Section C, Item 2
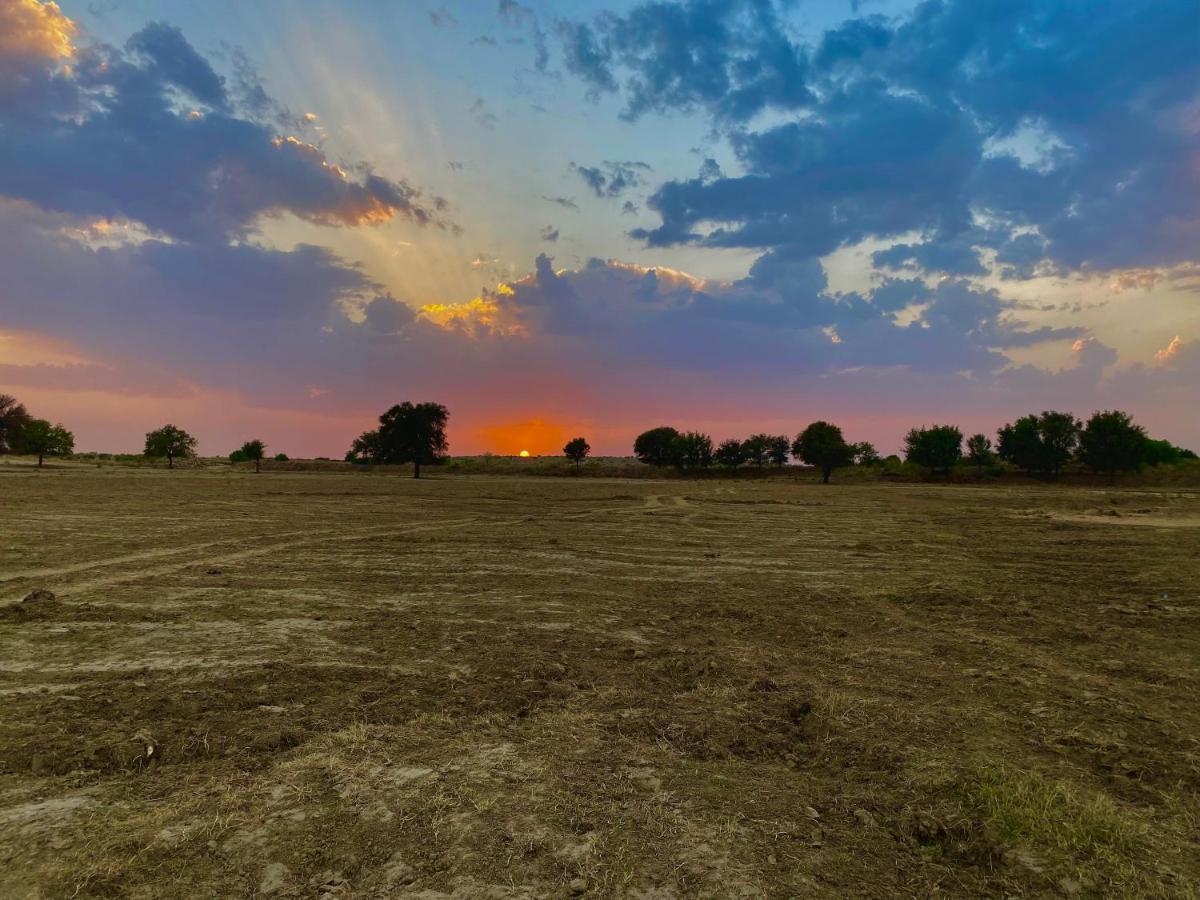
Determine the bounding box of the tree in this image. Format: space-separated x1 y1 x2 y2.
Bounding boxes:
674 431 713 468
144 424 197 469
274 453 290 462
1142 439 1197 466
1078 411 1147 477
791 421 853 483
714 439 745 469
0 394 31 455
904 425 963 474
633 427 681 467
345 402 449 478
743 434 770 467
767 435 790 467
965 433 993 476
239 439 267 473
998 411 1080 477
852 442 881 466
563 437 590 468
19 419 74 467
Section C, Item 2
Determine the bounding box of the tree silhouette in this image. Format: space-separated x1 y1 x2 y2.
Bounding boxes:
0 394 31 455
346 402 449 478
633 427 681 467
1079 411 1147 477
791 421 853 483
767 435 790 467
998 411 1080 477
743 434 770 466
563 437 590 468
239 439 267 473
674 431 713 468
905 425 963 475
965 433 993 476
144 424 197 469
19 419 74 467
852 441 881 466
715 438 746 469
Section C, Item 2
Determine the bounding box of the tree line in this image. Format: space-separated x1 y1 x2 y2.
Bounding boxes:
2 392 1194 481
624 411 1195 481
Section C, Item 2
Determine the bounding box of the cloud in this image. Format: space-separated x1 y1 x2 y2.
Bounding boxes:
562 0 1200 280
541 195 578 210
557 0 811 122
429 7 458 28
1155 335 1183 364
469 96 498 130
571 160 651 198
540 225 559 242
498 0 548 71
0 14 452 241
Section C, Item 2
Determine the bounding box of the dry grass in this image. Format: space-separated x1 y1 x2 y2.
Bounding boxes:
0 466 1197 898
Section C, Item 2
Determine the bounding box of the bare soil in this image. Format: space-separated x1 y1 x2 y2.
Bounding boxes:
0 467 1197 898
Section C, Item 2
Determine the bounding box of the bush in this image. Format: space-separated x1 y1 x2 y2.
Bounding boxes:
905 425 963 474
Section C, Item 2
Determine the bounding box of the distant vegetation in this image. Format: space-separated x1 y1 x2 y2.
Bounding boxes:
1 391 1196 482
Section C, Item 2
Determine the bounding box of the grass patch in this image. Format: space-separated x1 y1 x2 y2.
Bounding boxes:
957 762 1148 888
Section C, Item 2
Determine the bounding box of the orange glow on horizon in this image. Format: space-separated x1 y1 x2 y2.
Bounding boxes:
478 419 572 457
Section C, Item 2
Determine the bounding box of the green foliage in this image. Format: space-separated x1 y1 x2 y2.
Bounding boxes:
273 453 289 462
633 427 681 466
1141 438 1196 466
1078 411 1146 476
563 437 590 466
852 441 881 466
0 394 31 454
345 402 449 477
229 449 248 463
904 424 963 473
714 438 745 469
998 411 1080 477
966 433 993 474
791 421 853 483
235 439 267 471
673 431 713 468
144 424 197 467
18 419 74 466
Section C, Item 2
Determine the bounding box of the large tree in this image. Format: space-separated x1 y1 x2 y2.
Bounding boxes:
767 435 790 467
563 437 590 468
633 427 681 467
852 441 881 466
714 438 746 469
965 433 993 476
673 431 713 468
0 394 31 455
346 402 449 478
905 425 963 475
998 411 1080 477
19 419 74 467
791 421 853 483
1078 411 1147 477
239 439 267 473
144 424 198 469
742 434 770 467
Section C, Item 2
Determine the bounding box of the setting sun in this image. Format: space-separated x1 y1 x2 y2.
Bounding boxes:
519 450 530 457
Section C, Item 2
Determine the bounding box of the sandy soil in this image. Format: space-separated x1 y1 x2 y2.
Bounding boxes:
0 467 1197 898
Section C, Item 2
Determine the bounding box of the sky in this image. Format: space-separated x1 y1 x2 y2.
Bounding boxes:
0 0 1197 457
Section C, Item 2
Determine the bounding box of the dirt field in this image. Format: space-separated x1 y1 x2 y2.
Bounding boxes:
1 466 1197 898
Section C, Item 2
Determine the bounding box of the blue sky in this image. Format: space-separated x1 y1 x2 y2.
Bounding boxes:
1 0 1197 455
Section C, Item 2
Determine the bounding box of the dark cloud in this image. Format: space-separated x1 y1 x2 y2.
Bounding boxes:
541 195 579 210
498 0 548 71
540 225 560 242
571 160 651 198
562 0 1200 278
429 7 458 28
557 0 811 122
0 20 452 242
469 96 498 130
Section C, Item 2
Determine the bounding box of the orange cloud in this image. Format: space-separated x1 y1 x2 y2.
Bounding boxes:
0 0 76 66
1155 334 1183 363
419 296 525 337
0 329 92 366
